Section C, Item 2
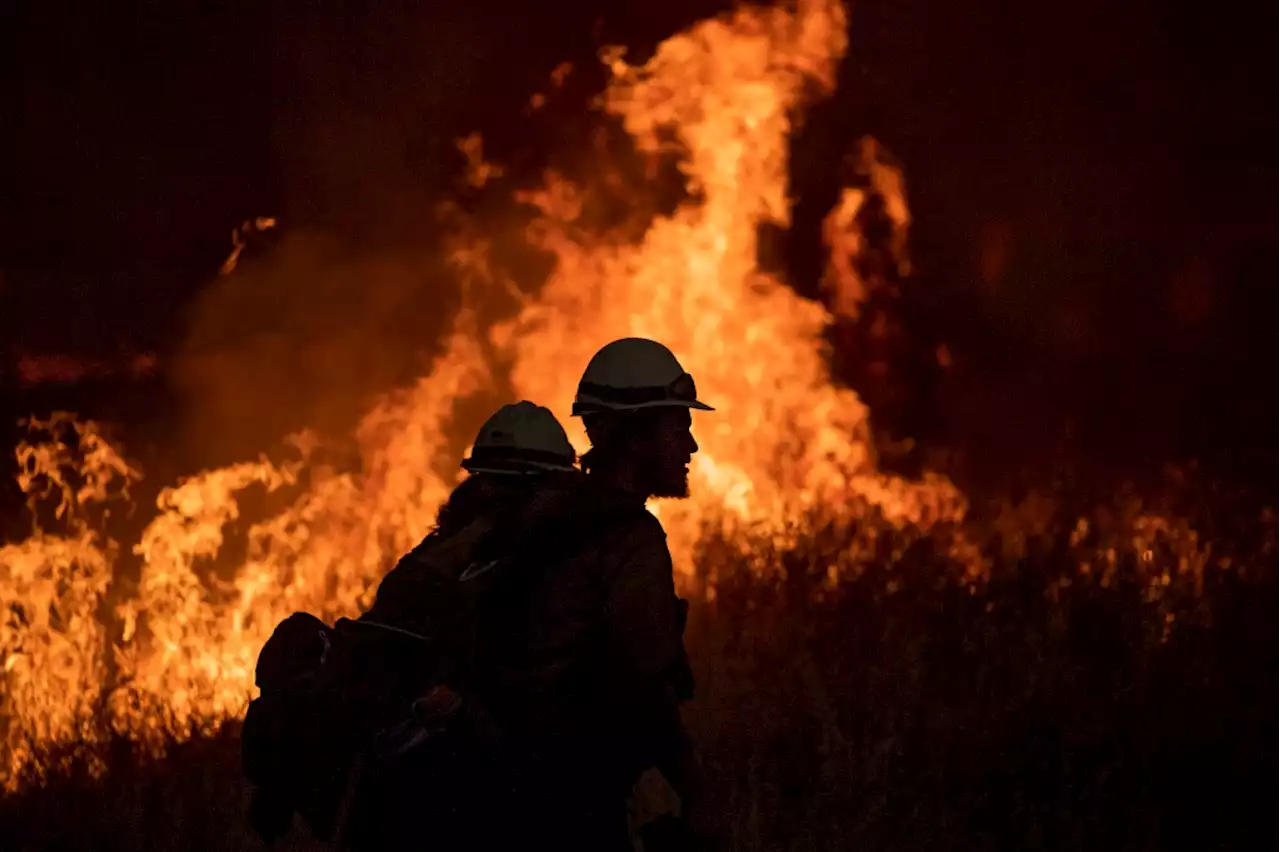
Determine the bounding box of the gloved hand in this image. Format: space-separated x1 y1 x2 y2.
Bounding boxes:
627 761 726 852
667 750 729 852
628 766 683 830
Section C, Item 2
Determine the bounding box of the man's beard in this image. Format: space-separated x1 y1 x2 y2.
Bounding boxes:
644 463 690 499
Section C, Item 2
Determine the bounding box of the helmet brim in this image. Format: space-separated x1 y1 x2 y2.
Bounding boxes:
571 370 713 417
571 398 715 417
460 458 579 475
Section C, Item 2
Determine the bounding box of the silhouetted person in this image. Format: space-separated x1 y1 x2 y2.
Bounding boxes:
344 401 583 852
361 400 583 638
474 338 715 851
245 401 581 850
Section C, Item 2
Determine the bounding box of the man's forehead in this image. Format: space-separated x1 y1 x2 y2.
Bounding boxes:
655 407 693 428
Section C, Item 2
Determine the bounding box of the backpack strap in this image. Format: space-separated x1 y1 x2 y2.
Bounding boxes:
331 749 367 851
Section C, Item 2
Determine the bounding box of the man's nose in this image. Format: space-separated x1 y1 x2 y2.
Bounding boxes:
684 430 698 455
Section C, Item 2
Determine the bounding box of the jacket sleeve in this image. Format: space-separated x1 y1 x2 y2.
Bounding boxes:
598 515 694 790
364 520 492 626
600 515 686 686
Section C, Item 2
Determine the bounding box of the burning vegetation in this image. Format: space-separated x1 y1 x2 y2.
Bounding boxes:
0 0 1273 848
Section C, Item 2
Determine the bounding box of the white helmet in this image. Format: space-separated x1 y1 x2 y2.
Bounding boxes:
571 338 714 417
460 401 578 475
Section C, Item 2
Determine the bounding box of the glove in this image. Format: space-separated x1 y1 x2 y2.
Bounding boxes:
626 760 728 852
664 750 728 852
628 766 684 830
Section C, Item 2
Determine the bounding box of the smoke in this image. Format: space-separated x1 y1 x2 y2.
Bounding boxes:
164 2 725 472
172 233 457 466
164 5 567 468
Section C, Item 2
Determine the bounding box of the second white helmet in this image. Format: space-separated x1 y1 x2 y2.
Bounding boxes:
461 401 578 475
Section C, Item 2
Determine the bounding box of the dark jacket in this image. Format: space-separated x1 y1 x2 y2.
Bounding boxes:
351 477 697 851
472 478 694 794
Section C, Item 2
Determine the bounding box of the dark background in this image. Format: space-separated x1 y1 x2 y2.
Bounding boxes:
2 0 1275 510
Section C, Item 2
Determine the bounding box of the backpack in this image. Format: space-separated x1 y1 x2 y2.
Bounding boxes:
242 612 347 843
241 525 494 846
244 616 479 844
241 493 657 846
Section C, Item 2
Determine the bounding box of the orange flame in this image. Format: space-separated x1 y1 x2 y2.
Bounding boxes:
1 416 137 785
219 216 277 275
823 137 912 317
16 352 159 388
0 0 1223 790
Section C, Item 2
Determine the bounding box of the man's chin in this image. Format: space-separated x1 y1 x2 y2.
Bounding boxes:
650 477 690 500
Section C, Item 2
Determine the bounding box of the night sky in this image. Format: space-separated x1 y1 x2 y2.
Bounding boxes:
1 0 1275 493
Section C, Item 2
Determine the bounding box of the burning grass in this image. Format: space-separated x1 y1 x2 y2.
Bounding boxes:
2 519 1273 851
